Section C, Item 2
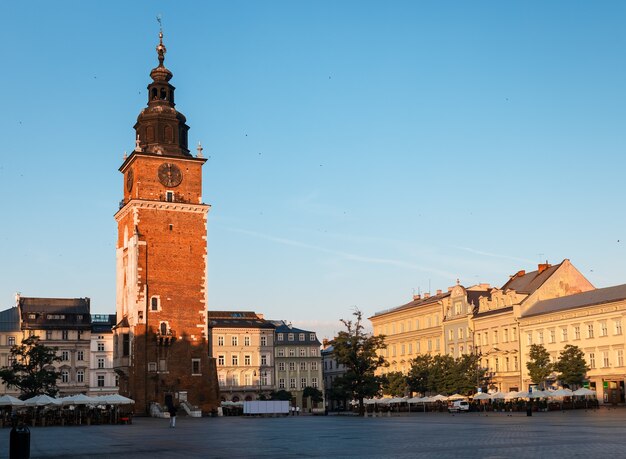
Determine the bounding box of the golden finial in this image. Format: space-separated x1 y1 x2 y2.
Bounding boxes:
156 15 166 66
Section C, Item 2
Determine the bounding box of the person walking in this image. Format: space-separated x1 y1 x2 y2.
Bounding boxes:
168 404 177 428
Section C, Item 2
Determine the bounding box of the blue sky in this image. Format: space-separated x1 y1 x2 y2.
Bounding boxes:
1 1 625 339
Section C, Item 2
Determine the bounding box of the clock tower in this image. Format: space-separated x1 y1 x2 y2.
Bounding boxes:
113 31 219 414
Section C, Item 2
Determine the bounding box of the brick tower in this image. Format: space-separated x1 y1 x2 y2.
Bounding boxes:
113 31 219 414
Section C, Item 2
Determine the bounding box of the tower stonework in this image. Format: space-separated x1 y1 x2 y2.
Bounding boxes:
113 32 219 414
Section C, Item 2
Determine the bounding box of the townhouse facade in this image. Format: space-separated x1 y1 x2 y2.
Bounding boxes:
0 306 20 396
369 259 626 404
89 314 118 396
321 341 348 411
273 322 323 410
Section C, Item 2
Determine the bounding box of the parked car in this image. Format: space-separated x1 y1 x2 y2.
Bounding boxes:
448 400 469 413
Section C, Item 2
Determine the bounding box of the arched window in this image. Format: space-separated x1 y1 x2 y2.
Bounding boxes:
160 322 168 335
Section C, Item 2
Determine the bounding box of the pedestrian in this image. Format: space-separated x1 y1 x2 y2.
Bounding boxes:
168 404 177 428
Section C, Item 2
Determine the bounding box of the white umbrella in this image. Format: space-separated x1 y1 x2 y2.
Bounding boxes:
431 394 447 402
98 394 135 405
473 393 490 400
489 392 506 400
573 388 596 396
61 394 99 406
514 391 530 398
528 390 547 399
24 394 61 407
0 395 24 406
550 388 574 398
447 393 466 401
504 391 520 400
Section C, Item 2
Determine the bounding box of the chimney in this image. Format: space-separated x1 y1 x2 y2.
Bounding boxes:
256 313 264 319
537 262 551 274
423 292 430 299
322 338 329 347
413 294 421 301
516 270 526 277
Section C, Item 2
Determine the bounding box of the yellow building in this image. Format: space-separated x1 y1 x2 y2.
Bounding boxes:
473 259 593 392
369 291 448 374
519 284 626 403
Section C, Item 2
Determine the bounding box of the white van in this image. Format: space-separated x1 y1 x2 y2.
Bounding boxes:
448 400 469 413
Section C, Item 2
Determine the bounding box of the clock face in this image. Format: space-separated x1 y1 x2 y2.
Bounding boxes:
126 168 134 192
158 163 183 187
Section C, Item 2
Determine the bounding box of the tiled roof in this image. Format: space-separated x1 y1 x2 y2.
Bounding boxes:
208 311 274 329
370 291 450 318
523 284 626 318
500 263 561 294
273 322 321 346
19 297 90 314
0 307 20 332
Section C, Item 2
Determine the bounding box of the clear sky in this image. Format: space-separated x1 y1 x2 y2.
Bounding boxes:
1 1 625 340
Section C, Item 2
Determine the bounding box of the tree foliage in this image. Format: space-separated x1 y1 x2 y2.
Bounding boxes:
0 335 60 399
331 309 387 415
269 390 293 401
407 353 483 395
302 386 323 403
554 344 589 389
526 344 553 389
382 371 407 397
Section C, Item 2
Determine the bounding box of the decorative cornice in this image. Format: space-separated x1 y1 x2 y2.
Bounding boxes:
115 199 210 221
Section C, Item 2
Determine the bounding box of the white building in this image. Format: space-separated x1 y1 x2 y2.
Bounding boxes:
89 314 118 396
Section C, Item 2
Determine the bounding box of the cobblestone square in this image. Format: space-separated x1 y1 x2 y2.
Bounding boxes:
3 408 626 458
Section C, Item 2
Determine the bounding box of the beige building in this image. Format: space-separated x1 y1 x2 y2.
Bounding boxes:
208 311 275 402
0 306 20 396
89 314 118 397
519 284 626 403
370 291 448 374
443 283 490 358
473 260 594 392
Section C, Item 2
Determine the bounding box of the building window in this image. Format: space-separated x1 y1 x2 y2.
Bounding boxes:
8 336 15 346
244 373 252 386
289 348 295 357
232 374 239 386
574 326 581 340
448 329 454 341
97 342 105 352
289 362 295 371
232 355 238 366
527 333 532 346
61 370 69 383
218 374 226 386
278 362 285 371
244 336 251 346
561 328 568 342
288 334 294 341
61 351 69 361
261 336 268 346
277 349 285 357
588 324 594 338
277 333 284 341
300 378 307 389
299 333 305 341
279 378 285 389
62 330 69 340
261 354 268 366
550 330 556 343
311 348 318 356
309 333 315 341
244 355 251 366
77 331 83 340
617 350 624 367
217 355 225 366
300 362 306 371
492 330 497 344
603 352 610 368
299 349 306 357
503 329 509 343
514 356 518 371
77 351 84 361
589 352 596 369
46 330 53 340
159 359 167 372
76 370 84 383
482 333 488 346
615 320 623 335
311 361 318 371
122 334 129 356
217 336 224 346
600 322 608 337
98 358 105 369
289 378 296 389
427 340 432 351
166 191 174 202
505 357 510 372
192 359 201 375
148 362 157 372
231 336 238 346
151 296 159 311
96 375 104 387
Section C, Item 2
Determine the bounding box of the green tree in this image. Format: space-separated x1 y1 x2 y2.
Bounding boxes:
554 344 589 389
407 354 433 395
302 386 323 409
382 371 407 397
269 390 293 401
0 335 60 399
526 344 553 389
331 309 387 416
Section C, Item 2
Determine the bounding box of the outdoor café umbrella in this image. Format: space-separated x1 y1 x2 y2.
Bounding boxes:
431 395 448 402
62 394 99 406
24 394 61 407
573 388 596 396
550 388 574 398
98 394 135 405
0 395 24 407
473 393 490 400
528 390 548 399
447 394 466 401
489 392 506 400
504 391 520 400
